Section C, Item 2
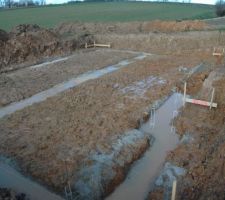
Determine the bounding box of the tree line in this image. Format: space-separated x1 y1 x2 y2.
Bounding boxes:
216 0 225 16
0 0 194 8
0 0 46 8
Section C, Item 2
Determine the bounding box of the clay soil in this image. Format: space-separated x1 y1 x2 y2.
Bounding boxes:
0 52 211 194
0 19 212 73
0 24 94 72
148 66 225 200
0 20 224 199
55 20 208 35
0 49 133 107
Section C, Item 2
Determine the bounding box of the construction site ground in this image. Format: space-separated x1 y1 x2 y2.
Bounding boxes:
0 19 225 199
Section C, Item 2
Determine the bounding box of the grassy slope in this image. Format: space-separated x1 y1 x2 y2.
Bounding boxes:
0 2 215 31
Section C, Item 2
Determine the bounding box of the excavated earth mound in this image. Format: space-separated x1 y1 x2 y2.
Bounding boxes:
55 20 208 35
0 20 209 73
142 20 208 33
0 24 93 73
0 29 9 42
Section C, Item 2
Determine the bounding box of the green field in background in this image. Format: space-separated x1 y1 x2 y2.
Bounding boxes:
0 2 216 31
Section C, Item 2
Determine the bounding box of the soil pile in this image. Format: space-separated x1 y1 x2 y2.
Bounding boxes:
0 21 208 72
55 21 142 35
96 31 225 56
142 20 208 33
0 30 9 42
10 24 41 36
55 20 208 36
0 24 93 73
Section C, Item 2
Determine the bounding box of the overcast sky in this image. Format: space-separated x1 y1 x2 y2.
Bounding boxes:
192 0 215 4
47 0 216 6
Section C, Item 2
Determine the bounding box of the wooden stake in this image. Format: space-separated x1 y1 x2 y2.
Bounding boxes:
183 82 187 107
185 98 217 108
183 83 217 108
212 47 225 56
210 88 215 109
171 180 177 200
94 44 111 48
85 41 111 49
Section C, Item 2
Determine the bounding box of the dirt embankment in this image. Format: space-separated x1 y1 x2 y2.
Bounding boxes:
148 65 225 200
56 20 212 56
0 20 212 73
55 20 208 35
0 24 93 73
96 31 225 56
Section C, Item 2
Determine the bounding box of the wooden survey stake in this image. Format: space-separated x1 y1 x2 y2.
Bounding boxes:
183 82 217 109
171 180 177 200
85 41 111 49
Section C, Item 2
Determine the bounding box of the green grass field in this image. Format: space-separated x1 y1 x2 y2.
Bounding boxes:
0 2 216 31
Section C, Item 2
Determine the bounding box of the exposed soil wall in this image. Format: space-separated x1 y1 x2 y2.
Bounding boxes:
0 24 93 73
148 66 225 200
55 20 208 35
0 20 210 73
96 31 225 55
74 129 152 200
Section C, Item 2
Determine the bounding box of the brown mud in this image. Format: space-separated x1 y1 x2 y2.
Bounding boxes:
148 65 225 200
0 24 93 72
0 49 133 107
0 53 209 197
0 19 224 199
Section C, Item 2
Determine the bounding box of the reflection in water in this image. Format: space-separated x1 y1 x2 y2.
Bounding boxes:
106 93 183 200
0 162 64 200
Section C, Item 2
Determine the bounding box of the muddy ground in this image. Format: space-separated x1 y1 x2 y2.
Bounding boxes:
0 49 134 107
148 65 225 200
0 52 212 196
0 19 225 199
0 188 28 200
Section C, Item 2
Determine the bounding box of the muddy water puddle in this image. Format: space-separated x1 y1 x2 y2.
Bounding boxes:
0 53 149 119
0 161 64 200
106 93 183 200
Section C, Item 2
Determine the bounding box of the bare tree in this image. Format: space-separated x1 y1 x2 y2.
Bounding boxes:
40 0 46 5
216 0 225 17
4 0 13 8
